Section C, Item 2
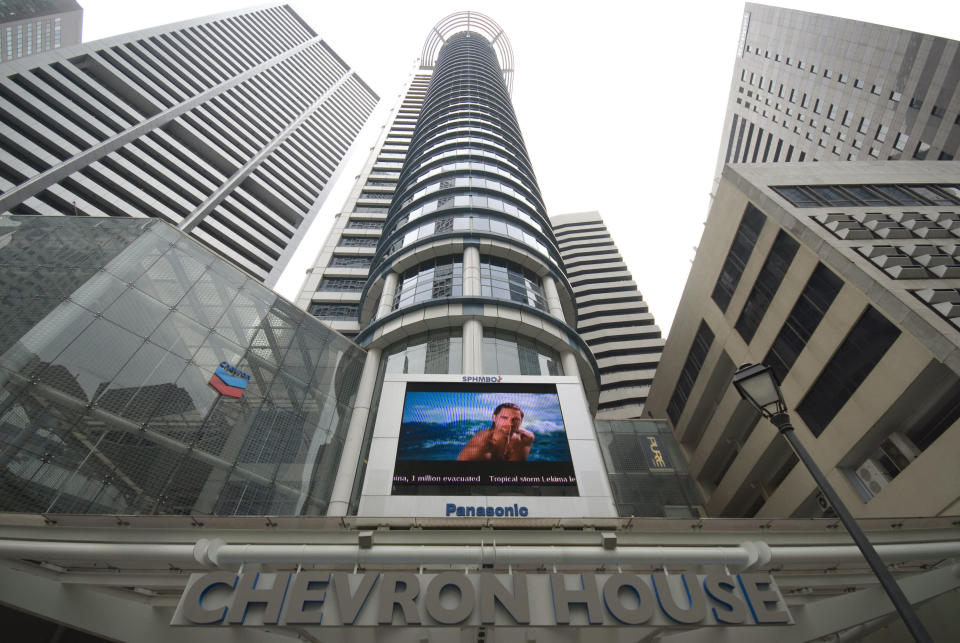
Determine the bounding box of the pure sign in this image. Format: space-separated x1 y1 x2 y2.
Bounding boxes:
171 570 792 627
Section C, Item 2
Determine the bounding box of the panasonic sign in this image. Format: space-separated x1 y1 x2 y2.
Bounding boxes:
172 570 792 627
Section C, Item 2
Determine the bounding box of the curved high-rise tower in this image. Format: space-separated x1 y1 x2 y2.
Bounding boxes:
312 12 606 517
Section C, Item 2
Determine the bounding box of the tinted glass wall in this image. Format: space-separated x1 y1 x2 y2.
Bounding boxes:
0 216 365 516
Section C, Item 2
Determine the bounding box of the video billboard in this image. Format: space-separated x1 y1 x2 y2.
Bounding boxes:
392 382 578 496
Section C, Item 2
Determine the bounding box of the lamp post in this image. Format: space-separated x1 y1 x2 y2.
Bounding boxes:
731 363 932 643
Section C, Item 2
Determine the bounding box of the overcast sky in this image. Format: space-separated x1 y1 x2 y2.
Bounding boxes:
79 1 960 333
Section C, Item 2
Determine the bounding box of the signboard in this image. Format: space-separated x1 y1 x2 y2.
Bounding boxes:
391 382 577 496
172 570 792 627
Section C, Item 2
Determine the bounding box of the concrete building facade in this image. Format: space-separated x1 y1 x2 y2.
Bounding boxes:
551 212 664 418
645 161 960 520
0 4 378 286
718 3 960 192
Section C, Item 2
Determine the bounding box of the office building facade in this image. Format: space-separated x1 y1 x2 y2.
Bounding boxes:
718 3 960 192
0 4 377 286
0 0 81 64
645 161 960 520
551 211 664 418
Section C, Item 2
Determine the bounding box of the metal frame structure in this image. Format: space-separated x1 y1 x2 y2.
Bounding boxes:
421 11 515 95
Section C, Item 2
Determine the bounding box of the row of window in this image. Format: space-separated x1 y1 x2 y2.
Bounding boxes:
308 302 359 320
392 190 542 232
380 327 563 377
773 184 960 208
392 255 548 313
398 174 540 214
380 214 552 265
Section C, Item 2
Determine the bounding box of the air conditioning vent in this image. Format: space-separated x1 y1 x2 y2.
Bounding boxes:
856 458 891 496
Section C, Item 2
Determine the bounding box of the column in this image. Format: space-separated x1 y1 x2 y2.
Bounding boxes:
542 274 565 322
326 346 382 516
376 271 399 320
462 246 483 372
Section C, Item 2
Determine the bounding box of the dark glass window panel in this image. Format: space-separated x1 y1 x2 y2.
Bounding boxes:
764 264 843 382
735 231 800 343
839 185 892 206
797 307 900 436
307 303 359 320
317 278 366 292
666 321 714 424
872 185 924 205
711 204 766 311
807 186 857 206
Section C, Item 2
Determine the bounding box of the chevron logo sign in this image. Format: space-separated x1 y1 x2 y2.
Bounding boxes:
209 361 251 398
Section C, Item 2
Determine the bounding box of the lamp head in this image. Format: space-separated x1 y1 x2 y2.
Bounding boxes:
732 363 786 419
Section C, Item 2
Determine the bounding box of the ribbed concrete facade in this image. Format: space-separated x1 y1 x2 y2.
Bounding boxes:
0 4 377 285
718 4 960 190
646 162 960 519
551 211 664 418
295 71 430 335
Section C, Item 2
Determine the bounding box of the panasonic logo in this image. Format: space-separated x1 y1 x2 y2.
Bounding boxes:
446 503 528 517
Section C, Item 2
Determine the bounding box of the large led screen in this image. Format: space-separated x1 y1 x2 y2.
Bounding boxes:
392 382 578 496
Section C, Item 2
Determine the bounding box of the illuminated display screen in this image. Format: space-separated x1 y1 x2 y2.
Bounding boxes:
392 382 578 496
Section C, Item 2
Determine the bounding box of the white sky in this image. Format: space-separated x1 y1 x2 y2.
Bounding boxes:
78 1 960 333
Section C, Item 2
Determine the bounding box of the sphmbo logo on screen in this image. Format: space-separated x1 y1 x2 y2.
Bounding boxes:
209 361 251 398
392 381 578 497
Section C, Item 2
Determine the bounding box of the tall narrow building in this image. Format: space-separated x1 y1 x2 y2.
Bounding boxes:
717 3 960 189
0 4 378 285
551 211 664 418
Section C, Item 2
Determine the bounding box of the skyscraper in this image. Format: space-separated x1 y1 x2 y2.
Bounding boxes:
0 8 958 643
717 2 960 192
0 3 378 285
551 211 664 418
646 4 960 520
0 0 82 63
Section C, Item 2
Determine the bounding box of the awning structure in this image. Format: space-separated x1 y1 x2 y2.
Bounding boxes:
0 514 957 641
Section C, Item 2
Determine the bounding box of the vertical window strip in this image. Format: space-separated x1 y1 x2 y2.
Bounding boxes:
734 230 800 343
711 204 766 312
796 306 900 436
763 263 843 382
666 321 715 424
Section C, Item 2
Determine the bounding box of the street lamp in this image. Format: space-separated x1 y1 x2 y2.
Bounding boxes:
731 363 932 643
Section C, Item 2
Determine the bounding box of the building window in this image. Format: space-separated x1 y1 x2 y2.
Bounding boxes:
838 73 847 84
764 264 843 383
329 255 372 267
347 218 385 230
796 306 900 437
827 104 837 120
854 78 864 89
841 110 852 127
931 105 946 118
317 278 366 292
711 204 766 312
308 302 359 321
666 321 715 424
875 124 888 142
857 117 870 134
734 231 800 344
383 328 463 374
479 256 547 311
339 236 379 248
871 84 881 96
913 141 931 160
54 17 61 48
909 97 923 109
890 91 902 102
481 328 563 376
393 255 463 310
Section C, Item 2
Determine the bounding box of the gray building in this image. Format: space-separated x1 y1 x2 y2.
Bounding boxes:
0 0 81 63
551 211 664 418
718 3 960 192
645 162 960 520
0 4 377 286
